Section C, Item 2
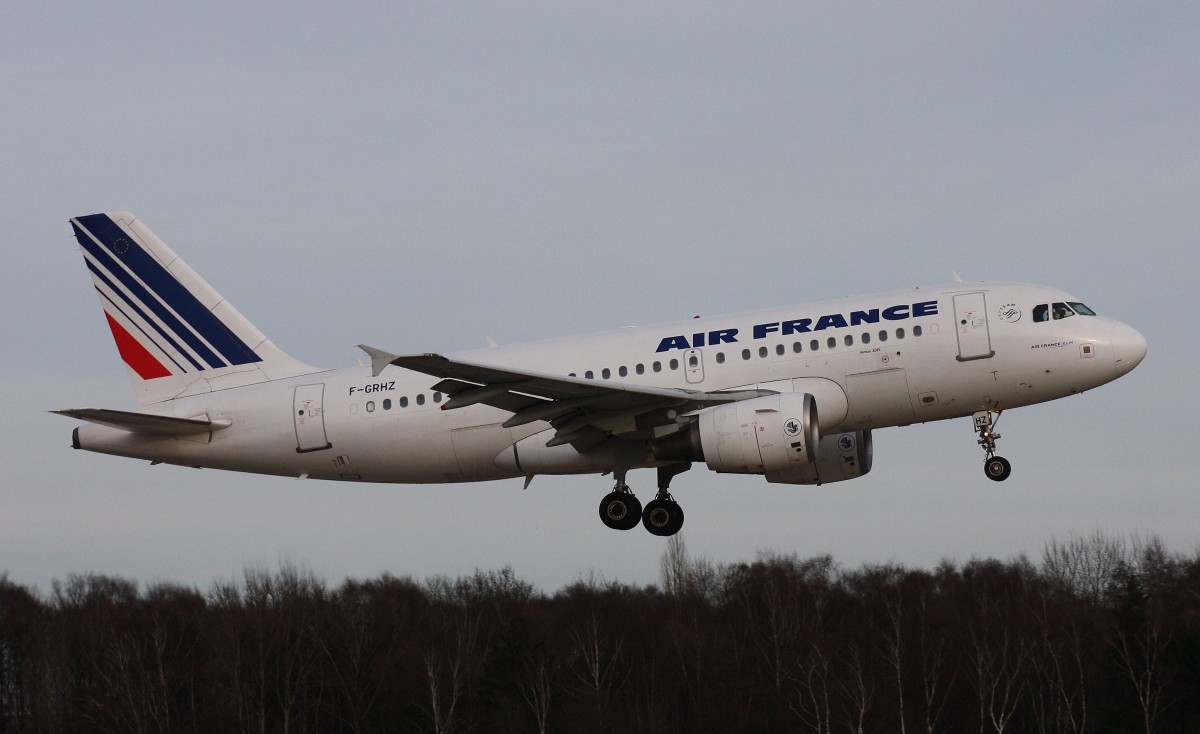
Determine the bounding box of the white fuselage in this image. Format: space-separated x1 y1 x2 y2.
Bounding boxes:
73 282 1143 484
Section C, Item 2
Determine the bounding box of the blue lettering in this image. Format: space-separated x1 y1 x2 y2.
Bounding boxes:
782 318 812 335
692 332 706 348
850 309 879 325
656 335 691 353
882 304 909 320
709 328 738 345
753 322 779 339
814 313 848 331
913 300 938 317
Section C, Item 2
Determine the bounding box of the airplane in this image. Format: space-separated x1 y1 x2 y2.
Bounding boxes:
56 212 1147 536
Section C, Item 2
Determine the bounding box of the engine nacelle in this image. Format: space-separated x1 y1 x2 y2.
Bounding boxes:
765 430 873 485
655 393 819 475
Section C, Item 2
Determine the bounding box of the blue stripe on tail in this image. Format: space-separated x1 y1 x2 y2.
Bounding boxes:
73 214 262 368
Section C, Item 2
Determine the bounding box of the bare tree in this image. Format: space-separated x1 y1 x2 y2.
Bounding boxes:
1110 564 1172 734
568 608 627 733
518 651 558 734
423 610 482 734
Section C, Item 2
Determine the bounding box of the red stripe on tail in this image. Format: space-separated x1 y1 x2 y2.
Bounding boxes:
104 312 172 379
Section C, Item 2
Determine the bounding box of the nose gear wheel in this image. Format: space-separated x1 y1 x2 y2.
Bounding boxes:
973 410 1012 482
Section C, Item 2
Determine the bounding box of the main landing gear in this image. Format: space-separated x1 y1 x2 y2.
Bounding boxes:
597 463 690 536
973 410 1012 482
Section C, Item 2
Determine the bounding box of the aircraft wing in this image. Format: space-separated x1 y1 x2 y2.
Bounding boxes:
53 408 231 436
358 345 772 449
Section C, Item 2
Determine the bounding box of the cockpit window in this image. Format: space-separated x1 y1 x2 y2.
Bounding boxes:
1068 302 1096 316
1033 304 1049 322
1052 302 1075 320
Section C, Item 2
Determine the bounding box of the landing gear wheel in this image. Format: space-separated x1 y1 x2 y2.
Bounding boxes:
642 498 685 536
984 456 1012 482
972 410 1012 483
599 492 642 530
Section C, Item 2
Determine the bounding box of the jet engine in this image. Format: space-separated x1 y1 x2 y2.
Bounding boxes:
654 393 819 474
765 430 873 485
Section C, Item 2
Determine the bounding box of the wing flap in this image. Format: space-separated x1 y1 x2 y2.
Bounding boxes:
53 408 231 436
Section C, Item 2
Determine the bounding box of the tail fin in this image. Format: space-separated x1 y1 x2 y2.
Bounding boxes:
70 212 322 404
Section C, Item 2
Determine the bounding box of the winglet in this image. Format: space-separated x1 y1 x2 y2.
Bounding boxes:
357 344 401 377
951 271 964 283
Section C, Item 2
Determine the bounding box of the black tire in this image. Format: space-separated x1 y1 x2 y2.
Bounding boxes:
642 499 684 536
984 456 1012 482
599 492 642 530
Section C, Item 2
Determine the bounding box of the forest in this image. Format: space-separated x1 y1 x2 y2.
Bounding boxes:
1 532 1198 733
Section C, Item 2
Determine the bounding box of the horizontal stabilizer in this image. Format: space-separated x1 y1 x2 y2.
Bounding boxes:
52 408 231 436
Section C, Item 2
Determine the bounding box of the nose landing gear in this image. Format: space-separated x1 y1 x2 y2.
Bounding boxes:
973 410 1012 481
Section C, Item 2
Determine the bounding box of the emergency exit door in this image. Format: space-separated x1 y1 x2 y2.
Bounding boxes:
294 384 332 452
953 292 994 361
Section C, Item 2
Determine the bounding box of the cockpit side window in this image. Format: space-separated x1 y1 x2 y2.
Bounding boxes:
1033 304 1050 322
1052 302 1075 320
1068 302 1096 316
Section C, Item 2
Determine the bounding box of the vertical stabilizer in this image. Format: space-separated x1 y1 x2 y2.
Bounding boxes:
70 212 323 404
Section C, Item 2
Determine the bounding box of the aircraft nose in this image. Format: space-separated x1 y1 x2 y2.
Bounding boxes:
1111 322 1147 376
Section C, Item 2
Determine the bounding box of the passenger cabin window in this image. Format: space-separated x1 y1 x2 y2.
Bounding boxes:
636 364 645 375
776 344 785 356
416 394 425 406
758 347 768 358
716 352 725 364
810 340 819 351
400 396 409 408
653 361 662 373
827 337 836 349
669 358 679 370
619 366 628 377
913 325 923 337
602 368 611 379
742 349 751 360
793 341 802 353
585 370 594 379
383 399 392 410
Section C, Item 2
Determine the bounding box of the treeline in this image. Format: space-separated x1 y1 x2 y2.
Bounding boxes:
2 533 1199 733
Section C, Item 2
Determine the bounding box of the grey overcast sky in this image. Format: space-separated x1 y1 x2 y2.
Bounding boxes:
2 4 1196 593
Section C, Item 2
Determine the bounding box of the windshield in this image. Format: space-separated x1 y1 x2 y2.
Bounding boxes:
1034 301 1097 322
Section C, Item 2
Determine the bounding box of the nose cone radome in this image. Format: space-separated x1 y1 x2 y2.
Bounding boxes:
1112 322 1147 377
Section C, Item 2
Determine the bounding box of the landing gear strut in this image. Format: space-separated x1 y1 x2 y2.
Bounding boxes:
642 463 689 537
973 410 1012 482
598 470 643 530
